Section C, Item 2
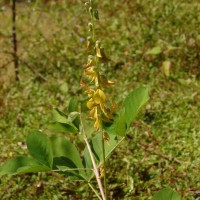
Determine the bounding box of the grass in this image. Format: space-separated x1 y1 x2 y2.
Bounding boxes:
0 0 200 199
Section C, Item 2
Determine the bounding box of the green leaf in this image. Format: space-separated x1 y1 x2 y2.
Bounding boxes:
52 108 68 124
146 46 162 55
124 87 149 128
83 133 124 180
152 188 181 200
67 112 79 122
68 96 79 112
27 131 53 168
68 96 80 128
50 108 78 132
50 136 86 180
48 122 78 133
0 156 49 176
52 157 84 180
103 111 127 136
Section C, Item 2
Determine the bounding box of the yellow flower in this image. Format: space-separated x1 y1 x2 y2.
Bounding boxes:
90 107 98 119
94 117 101 130
87 99 95 109
93 89 106 104
84 68 98 83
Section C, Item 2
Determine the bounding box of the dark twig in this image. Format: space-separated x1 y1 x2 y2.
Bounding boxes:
12 0 19 80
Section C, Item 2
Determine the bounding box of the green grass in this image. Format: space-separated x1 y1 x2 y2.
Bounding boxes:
0 0 200 199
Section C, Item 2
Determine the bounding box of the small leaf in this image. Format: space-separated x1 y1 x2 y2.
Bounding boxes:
68 96 79 113
68 97 80 128
152 188 181 200
0 156 49 176
48 122 78 133
124 87 149 128
146 46 162 55
67 112 80 123
52 108 68 124
27 131 53 168
50 108 78 132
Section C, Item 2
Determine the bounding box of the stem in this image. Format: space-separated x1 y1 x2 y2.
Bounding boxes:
101 130 107 199
79 109 106 200
88 182 102 200
12 0 19 81
53 168 93 172
91 13 95 41
91 10 100 86
83 136 106 200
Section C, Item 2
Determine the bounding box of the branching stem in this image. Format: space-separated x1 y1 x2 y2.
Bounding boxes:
88 182 102 200
79 109 106 200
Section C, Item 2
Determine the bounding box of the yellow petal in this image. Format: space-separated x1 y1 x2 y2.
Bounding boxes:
84 55 94 68
90 107 98 119
94 89 106 103
94 118 101 130
96 48 102 58
87 99 95 109
84 69 97 80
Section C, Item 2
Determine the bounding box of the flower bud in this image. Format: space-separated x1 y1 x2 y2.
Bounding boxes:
84 2 89 8
88 22 93 32
89 7 93 15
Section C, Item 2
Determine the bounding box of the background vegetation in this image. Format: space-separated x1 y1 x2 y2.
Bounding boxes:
0 0 199 199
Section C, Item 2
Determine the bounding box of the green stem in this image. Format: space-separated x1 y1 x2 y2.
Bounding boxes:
88 182 102 200
91 12 100 87
91 13 95 41
101 130 107 200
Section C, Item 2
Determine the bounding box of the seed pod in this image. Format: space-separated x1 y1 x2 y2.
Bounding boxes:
86 36 93 50
95 40 102 58
94 10 99 20
88 23 93 32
